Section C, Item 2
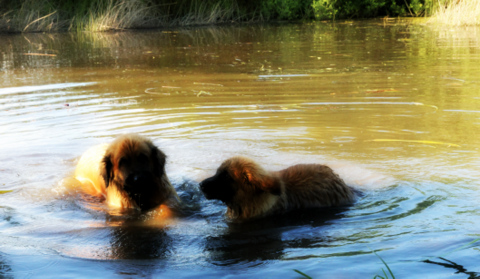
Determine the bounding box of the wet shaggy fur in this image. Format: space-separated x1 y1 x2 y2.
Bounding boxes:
200 156 356 220
74 134 180 211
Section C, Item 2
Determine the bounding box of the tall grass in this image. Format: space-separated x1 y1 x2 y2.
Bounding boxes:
78 0 165 32
430 0 480 26
171 0 243 26
0 0 244 32
0 0 66 32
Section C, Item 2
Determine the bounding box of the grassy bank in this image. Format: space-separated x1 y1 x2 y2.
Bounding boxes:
0 0 243 32
429 0 480 26
0 0 477 32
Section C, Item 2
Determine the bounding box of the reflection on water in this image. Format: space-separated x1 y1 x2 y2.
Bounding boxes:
205 207 347 266
424 257 480 278
1 19 480 278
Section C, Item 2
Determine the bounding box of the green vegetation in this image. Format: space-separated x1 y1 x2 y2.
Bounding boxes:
293 269 313 279
0 0 244 32
373 251 395 279
292 250 396 279
0 0 477 32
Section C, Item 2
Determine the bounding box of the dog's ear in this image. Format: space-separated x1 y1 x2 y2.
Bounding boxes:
243 169 282 196
150 145 167 176
100 153 113 188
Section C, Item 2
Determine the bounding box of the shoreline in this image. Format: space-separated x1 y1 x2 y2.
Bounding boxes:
0 0 478 34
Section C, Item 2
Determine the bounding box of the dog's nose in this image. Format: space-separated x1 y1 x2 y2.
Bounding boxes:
132 174 141 183
126 172 149 188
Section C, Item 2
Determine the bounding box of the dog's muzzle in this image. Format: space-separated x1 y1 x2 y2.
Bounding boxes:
199 179 212 199
124 171 158 210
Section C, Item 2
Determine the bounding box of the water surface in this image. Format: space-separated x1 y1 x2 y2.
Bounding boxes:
1 20 480 278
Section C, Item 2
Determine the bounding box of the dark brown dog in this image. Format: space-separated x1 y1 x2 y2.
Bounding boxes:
74 134 180 213
200 156 356 220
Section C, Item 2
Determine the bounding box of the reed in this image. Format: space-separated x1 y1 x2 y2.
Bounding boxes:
171 0 243 26
292 250 396 279
373 251 395 279
0 0 246 32
0 0 66 32
79 0 165 32
293 269 313 279
430 0 480 26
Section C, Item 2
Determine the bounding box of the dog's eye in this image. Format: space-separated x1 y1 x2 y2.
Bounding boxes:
219 171 234 183
118 157 126 167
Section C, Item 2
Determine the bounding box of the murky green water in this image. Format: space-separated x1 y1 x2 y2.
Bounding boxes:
1 19 480 278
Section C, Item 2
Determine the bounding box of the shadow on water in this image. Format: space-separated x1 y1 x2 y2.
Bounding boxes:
423 258 480 279
55 179 204 261
52 213 175 262
102 180 205 261
107 222 172 260
0 253 12 279
204 206 350 266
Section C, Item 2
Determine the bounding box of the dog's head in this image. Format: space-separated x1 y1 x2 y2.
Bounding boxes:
200 156 282 205
100 134 170 211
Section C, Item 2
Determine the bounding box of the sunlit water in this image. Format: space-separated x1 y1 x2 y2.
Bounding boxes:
1 19 480 278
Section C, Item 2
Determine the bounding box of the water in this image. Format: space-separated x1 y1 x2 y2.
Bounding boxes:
1 19 480 278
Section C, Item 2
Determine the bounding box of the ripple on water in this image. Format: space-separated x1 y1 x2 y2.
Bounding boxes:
1 22 480 278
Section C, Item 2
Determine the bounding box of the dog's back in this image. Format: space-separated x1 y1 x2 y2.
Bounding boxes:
277 164 355 209
75 143 109 198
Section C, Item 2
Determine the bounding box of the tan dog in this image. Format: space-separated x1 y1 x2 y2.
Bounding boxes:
200 156 356 220
74 134 180 214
